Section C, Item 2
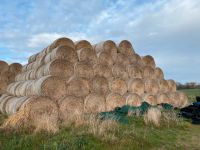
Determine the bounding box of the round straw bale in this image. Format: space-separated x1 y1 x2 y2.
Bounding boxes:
123 93 142 107
153 67 164 80
74 61 94 79
109 77 127 95
97 52 113 66
106 93 125 111
91 76 109 95
142 55 156 68
0 60 9 73
94 40 117 60
44 45 78 64
112 64 128 80
114 53 130 67
128 53 143 66
9 63 22 75
28 53 39 63
66 76 90 97
156 93 170 104
84 93 106 113
75 40 93 50
127 78 144 96
58 95 84 123
47 37 75 53
158 79 169 93
36 60 74 80
118 40 135 56
77 48 97 65
167 92 180 107
7 82 21 95
143 66 155 79
0 81 8 95
144 79 159 95
143 94 157 105
93 64 112 79
0 71 9 82
177 92 188 108
127 64 143 78
0 94 13 114
167 80 177 92
5 96 30 115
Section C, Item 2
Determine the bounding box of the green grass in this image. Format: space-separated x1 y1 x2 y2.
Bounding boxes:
179 88 200 102
0 89 200 150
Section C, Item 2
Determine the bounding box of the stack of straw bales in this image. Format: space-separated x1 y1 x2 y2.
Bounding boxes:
0 37 188 131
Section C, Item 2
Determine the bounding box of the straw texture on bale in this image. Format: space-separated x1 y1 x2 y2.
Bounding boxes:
127 64 143 78
112 64 128 80
75 40 93 50
0 60 9 73
28 53 39 63
7 76 66 100
0 81 8 95
109 77 127 95
0 72 9 82
58 95 84 123
158 79 169 93
84 93 106 113
118 40 135 56
66 76 90 97
143 94 157 105
94 40 117 60
114 53 130 67
44 45 78 64
143 66 155 79
9 63 22 75
144 79 159 95
106 93 125 111
123 93 142 107
167 80 177 92
128 53 143 66
97 52 113 66
74 61 94 79
91 76 109 95
93 64 112 79
177 92 188 108
142 55 156 68
77 48 97 65
128 78 144 96
167 92 179 107
156 93 170 104
0 94 13 114
153 67 164 79
22 56 45 72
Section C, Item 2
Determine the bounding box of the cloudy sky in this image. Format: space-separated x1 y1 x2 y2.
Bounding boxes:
0 0 200 83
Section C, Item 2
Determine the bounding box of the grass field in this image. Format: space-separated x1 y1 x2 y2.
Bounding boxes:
0 89 200 150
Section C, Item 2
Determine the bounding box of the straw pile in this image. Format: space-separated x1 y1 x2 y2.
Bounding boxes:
0 37 188 132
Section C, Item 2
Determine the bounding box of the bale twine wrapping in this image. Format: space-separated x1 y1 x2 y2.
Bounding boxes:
127 64 143 78
9 63 22 75
143 94 157 105
77 48 97 65
153 67 164 80
127 78 144 96
91 76 109 95
97 52 113 66
93 64 112 79
158 79 169 93
75 40 93 50
0 60 9 73
0 94 13 114
74 61 94 79
167 80 177 92
143 66 155 79
144 79 159 95
46 37 75 53
84 93 106 113
123 93 142 107
94 40 117 60
118 40 135 56
58 95 84 123
114 53 130 67
142 55 156 68
44 45 78 64
106 93 125 111
112 64 128 80
156 93 170 104
109 77 127 95
66 76 90 97
36 60 74 80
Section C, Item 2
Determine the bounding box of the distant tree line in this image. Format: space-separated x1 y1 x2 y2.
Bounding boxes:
176 82 200 90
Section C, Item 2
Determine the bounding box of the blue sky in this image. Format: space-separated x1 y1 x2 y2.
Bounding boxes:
0 0 200 83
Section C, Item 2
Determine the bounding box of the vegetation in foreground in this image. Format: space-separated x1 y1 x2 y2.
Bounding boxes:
0 89 200 150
